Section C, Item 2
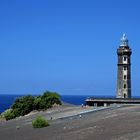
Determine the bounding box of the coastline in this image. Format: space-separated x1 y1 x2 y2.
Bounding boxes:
0 94 89 113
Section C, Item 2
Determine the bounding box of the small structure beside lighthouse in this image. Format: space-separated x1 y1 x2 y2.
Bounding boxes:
117 34 132 98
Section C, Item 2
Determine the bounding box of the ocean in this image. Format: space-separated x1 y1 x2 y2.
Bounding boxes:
1 94 139 114
0 94 93 113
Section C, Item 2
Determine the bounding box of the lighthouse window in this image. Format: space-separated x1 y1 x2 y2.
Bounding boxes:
123 56 127 61
124 66 127 70
124 84 126 89
124 75 126 80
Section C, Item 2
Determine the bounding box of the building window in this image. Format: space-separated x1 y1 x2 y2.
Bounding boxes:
124 84 126 89
123 56 127 61
124 75 126 80
124 66 127 70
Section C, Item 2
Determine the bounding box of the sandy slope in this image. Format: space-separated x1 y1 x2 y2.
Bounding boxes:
0 104 140 140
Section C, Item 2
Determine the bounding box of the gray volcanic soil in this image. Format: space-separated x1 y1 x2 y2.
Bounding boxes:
1 105 140 140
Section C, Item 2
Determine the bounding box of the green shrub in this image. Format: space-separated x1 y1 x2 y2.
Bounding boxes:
3 109 15 120
3 91 62 120
33 96 42 110
12 95 35 117
32 116 49 128
33 91 62 110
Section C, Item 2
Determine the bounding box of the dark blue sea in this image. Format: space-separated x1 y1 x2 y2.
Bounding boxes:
0 94 95 113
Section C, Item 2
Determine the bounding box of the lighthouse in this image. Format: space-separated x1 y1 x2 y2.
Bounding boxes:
86 34 140 106
117 34 132 98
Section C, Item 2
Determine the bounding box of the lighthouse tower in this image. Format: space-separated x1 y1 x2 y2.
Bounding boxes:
117 34 132 98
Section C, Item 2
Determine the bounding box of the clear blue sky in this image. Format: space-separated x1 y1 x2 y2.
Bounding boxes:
0 0 140 96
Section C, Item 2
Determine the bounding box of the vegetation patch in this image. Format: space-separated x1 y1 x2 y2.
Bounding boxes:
32 116 49 128
3 109 15 120
2 91 62 120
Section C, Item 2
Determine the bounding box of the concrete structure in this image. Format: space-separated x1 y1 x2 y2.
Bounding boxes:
117 34 132 98
86 98 140 107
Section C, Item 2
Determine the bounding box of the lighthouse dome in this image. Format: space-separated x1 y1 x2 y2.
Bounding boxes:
120 34 128 47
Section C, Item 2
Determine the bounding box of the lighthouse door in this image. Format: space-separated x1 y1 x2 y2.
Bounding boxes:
124 93 127 98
